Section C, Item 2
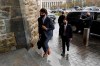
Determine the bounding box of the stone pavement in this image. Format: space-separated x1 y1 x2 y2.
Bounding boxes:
0 48 39 66
28 17 100 66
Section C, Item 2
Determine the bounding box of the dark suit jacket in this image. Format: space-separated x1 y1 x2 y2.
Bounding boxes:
38 16 54 40
58 15 65 27
61 24 73 39
84 16 93 28
81 15 93 28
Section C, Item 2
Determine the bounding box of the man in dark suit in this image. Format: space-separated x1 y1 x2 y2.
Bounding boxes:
83 12 93 28
79 12 93 33
38 8 54 57
60 18 73 57
58 12 65 36
80 12 93 28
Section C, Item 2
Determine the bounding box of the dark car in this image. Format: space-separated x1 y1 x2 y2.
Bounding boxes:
90 12 100 36
48 13 56 23
67 11 100 36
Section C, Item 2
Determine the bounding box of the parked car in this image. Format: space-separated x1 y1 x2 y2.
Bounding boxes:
67 11 100 36
82 6 100 11
51 9 58 13
51 9 63 13
48 13 56 23
74 6 81 10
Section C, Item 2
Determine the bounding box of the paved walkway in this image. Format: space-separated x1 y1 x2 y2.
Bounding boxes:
29 16 100 66
0 16 100 66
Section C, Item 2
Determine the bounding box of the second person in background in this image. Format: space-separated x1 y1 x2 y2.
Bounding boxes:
58 12 66 36
60 17 73 57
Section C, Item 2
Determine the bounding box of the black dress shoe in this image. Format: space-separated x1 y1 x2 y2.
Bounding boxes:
61 53 65 57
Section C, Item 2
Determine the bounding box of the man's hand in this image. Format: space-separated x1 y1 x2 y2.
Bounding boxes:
63 20 67 23
42 25 47 30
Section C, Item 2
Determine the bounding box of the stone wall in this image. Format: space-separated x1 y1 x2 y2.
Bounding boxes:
0 19 16 53
19 0 39 47
0 32 16 53
0 0 17 52
0 0 39 52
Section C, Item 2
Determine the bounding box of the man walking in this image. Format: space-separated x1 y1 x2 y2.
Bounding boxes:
38 8 54 57
60 18 73 57
58 12 65 36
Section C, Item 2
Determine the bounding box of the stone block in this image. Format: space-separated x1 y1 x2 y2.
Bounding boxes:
0 32 16 53
6 32 14 37
0 26 6 30
28 6 34 11
0 39 6 47
31 36 39 45
0 0 12 6
23 0 30 4
0 47 10 53
34 23 38 29
0 20 5 26
4 47 11 52
0 39 11 53
6 37 16 46
6 32 16 46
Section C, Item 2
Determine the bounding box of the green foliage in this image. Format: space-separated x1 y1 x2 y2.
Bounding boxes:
55 13 61 16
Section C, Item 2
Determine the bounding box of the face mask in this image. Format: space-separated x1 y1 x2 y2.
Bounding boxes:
40 15 45 18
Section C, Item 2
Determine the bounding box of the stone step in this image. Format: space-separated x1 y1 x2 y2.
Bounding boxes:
0 48 39 66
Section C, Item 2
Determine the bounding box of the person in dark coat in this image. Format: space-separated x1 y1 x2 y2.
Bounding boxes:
38 8 54 57
79 12 93 33
58 12 65 36
81 12 93 28
60 17 73 57
84 12 93 28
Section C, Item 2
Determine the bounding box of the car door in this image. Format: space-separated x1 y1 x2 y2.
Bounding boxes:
90 12 100 36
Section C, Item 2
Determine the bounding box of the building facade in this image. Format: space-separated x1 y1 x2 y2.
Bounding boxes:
38 0 66 9
86 0 100 6
66 0 72 3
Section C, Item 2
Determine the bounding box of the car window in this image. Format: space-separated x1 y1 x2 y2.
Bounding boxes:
48 15 53 16
97 14 100 21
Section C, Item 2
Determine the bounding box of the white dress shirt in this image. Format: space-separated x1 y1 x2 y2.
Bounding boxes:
63 24 67 36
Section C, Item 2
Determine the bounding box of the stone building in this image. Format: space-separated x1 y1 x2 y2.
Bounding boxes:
0 0 39 52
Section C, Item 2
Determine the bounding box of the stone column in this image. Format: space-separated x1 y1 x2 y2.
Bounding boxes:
19 0 39 48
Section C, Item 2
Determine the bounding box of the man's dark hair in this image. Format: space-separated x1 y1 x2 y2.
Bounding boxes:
40 8 48 15
62 11 64 14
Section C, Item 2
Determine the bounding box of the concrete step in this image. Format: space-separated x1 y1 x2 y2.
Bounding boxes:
0 48 39 66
